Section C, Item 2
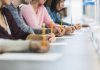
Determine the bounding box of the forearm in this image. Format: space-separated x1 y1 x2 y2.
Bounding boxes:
62 22 72 26
18 17 35 34
0 39 30 52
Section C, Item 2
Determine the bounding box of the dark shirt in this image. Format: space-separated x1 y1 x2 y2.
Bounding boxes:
0 26 14 39
0 7 30 40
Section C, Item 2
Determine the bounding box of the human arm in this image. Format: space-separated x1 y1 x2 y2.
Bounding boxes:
0 39 50 53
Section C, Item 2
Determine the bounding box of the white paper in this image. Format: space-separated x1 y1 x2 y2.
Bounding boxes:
57 36 74 39
50 42 67 46
0 53 63 61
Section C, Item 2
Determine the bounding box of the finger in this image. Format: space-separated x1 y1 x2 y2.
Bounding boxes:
61 28 65 35
49 37 56 42
57 27 62 34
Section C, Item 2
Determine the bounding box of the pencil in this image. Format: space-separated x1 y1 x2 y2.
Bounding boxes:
42 23 46 47
60 19 63 30
50 21 53 33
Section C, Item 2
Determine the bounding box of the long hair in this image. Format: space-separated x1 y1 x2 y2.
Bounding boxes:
0 2 1 7
50 0 65 12
50 0 60 12
0 0 2 13
44 0 52 7
21 0 31 4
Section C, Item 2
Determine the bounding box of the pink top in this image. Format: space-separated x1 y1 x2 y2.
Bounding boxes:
20 4 54 29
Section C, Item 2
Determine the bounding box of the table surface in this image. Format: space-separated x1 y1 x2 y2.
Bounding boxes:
0 28 100 70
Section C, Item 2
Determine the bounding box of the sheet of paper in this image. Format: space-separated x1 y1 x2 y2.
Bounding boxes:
56 36 68 39
50 42 67 46
0 53 63 61
56 36 74 39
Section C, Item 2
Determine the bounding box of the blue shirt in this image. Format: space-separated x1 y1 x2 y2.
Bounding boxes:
46 6 72 26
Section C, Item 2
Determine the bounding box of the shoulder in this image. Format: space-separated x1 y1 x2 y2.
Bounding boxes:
18 4 24 8
1 7 9 14
19 4 31 10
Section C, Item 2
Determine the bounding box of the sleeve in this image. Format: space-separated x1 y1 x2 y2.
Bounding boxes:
43 6 56 27
0 39 30 52
55 13 72 26
43 6 70 27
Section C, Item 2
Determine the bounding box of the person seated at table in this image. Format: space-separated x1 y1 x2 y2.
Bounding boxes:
0 0 55 53
6 0 34 34
0 39 50 53
18 0 66 37
45 0 82 31
1 0 55 41
1 0 49 35
0 10 50 53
